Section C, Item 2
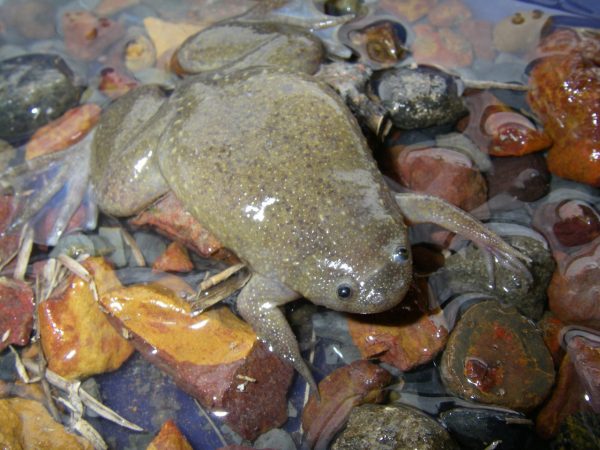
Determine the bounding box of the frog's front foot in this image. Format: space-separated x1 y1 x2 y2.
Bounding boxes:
236 274 318 394
395 192 533 285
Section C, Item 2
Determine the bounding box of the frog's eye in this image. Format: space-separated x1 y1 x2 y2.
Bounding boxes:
392 246 409 263
337 284 353 300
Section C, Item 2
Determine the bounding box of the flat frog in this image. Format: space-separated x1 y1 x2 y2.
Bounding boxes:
90 66 529 391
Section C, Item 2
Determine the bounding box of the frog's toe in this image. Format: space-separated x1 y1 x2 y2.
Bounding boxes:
481 244 533 289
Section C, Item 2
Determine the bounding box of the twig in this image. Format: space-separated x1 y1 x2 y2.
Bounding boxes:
120 227 146 267
194 399 227 447
198 263 246 292
14 224 33 281
463 79 529 91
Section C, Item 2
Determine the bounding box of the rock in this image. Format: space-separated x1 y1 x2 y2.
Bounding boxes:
302 360 392 449
347 279 448 371
143 17 203 65
38 257 134 379
331 403 459 450
344 19 407 69
370 66 467 130
98 67 140 99
0 140 16 171
0 195 20 271
427 0 471 28
324 0 363 16
0 398 93 449
380 0 438 23
146 419 193 450
94 0 140 16
391 146 487 212
493 10 549 54
527 31 600 187
172 21 324 76
458 20 495 61
440 407 537 450
129 192 233 261
152 241 194 273
99 284 293 441
486 153 550 203
254 428 296 450
538 312 566 367
551 411 600 450
124 34 157 73
439 235 555 320
536 355 589 439
547 240 600 330
25 104 101 160
0 277 34 352
440 300 555 411
565 333 600 412
0 0 56 40
412 24 473 68
62 11 125 61
0 54 82 141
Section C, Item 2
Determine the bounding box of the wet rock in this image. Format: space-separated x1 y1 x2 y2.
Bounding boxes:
98 67 140 99
391 145 487 211
550 411 600 450
324 0 363 16
25 104 101 160
143 17 202 66
493 10 549 54
254 428 296 450
370 66 467 130
147 419 193 450
440 300 555 411
538 312 566 367
0 195 20 270
62 10 125 61
344 19 408 69
124 34 157 73
0 398 93 449
0 140 16 171
100 284 293 441
152 241 194 273
565 333 600 412
547 240 600 330
38 257 134 379
536 355 589 439
347 279 448 371
427 0 471 28
440 235 555 320
486 153 551 203
1 0 55 40
458 19 495 61
379 0 437 23
440 407 536 450
302 360 392 449
0 277 34 352
331 403 459 450
172 21 324 76
94 0 140 16
0 54 82 141
412 24 473 68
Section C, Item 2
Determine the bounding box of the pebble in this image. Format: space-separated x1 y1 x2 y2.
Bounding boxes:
62 10 125 61
493 10 549 54
486 153 551 204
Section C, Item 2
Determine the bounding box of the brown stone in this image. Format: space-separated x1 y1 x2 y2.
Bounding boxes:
0 277 34 352
146 419 193 450
62 11 125 61
152 242 194 273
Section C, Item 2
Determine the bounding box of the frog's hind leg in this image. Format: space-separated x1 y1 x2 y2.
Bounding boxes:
395 192 532 284
236 273 318 394
1 132 96 246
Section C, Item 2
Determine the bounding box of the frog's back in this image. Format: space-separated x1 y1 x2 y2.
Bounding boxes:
159 67 406 297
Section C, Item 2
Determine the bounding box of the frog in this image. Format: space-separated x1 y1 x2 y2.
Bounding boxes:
89 66 530 392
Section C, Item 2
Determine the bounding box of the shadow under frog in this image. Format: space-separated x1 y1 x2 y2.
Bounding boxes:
90 66 530 392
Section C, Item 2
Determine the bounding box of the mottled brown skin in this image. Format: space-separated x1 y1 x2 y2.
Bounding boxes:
91 67 529 391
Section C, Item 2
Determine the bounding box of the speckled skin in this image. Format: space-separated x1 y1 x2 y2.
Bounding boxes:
91 67 529 390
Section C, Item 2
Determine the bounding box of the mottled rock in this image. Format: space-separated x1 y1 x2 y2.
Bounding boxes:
0 54 82 141
98 67 140 99
143 17 203 64
347 279 448 371
146 419 193 450
62 11 125 61
38 257 134 379
427 0 471 27
458 19 495 61
550 411 600 450
100 284 293 441
440 300 555 411
440 235 555 320
302 361 392 449
380 0 437 23
493 10 549 54
0 278 34 352
370 66 467 129
344 19 407 69
412 24 473 68
391 146 487 211
331 404 459 450
566 334 600 412
538 312 566 367
486 153 550 203
152 241 194 273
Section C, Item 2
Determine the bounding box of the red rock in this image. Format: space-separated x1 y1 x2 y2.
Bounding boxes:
392 145 487 212
152 242 194 273
98 67 140 99
0 278 34 352
302 360 392 449
347 278 448 371
427 0 471 27
100 284 293 441
62 11 125 61
547 240 600 330
129 192 234 261
147 419 193 450
536 355 590 439
485 153 550 203
566 334 600 412
412 24 473 68
458 20 495 61
25 104 101 160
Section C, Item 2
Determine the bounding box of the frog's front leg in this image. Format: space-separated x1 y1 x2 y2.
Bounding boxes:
236 274 317 393
395 193 532 281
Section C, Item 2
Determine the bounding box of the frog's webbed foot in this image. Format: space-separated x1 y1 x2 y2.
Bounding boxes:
1 132 96 246
395 192 533 286
236 274 318 394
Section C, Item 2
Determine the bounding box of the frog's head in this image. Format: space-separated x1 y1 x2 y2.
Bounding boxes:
301 218 413 314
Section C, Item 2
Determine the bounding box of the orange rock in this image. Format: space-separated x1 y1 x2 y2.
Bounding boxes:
379 0 438 22
152 242 194 273
25 104 101 160
147 419 193 450
0 397 93 449
347 279 449 371
38 257 134 379
143 17 203 66
62 11 125 61
99 284 293 440
412 24 473 68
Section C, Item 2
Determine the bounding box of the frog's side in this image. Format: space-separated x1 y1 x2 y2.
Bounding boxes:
91 67 529 391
